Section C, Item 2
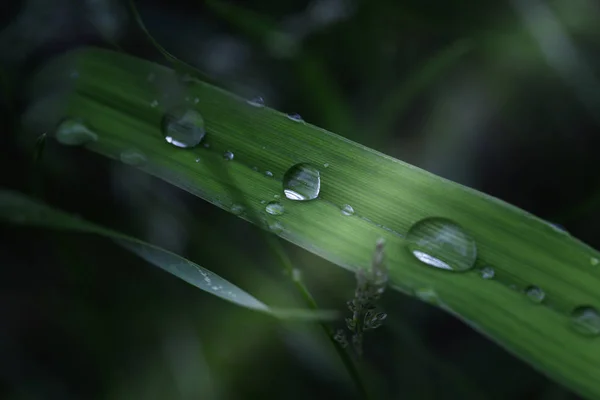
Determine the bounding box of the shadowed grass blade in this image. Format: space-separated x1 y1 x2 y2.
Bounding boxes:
0 189 338 321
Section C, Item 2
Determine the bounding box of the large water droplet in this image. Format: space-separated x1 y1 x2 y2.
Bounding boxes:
571 306 600 336
55 119 98 146
406 217 477 272
161 107 205 148
341 204 354 216
480 266 495 279
282 163 320 201
265 201 285 216
223 151 234 161
525 286 545 303
120 149 147 166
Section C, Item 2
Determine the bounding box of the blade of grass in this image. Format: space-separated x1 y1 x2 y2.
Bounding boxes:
0 189 338 321
21 47 600 400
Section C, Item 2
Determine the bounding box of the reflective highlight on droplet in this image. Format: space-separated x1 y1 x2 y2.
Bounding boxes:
282 163 320 201
571 306 600 336
406 217 477 272
223 151 234 160
161 107 205 148
55 119 98 146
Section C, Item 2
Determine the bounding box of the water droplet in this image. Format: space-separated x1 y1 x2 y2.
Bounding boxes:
268 221 283 233
274 194 280 199
406 217 477 272
571 306 600 336
282 163 320 201
591 257 599 266
323 163 329 168
265 201 285 216
194 98 199 104
195 157 201 163
341 204 355 216
525 286 545 303
223 150 234 160
231 204 244 215
287 113 303 122
260 200 266 204
120 149 147 166
55 119 98 146
247 96 265 108
161 107 206 148
265 171 274 178
203 143 210 148
150 100 159 108
480 266 495 280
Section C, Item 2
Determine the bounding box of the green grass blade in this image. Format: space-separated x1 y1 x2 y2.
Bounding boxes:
0 189 338 321
21 47 600 399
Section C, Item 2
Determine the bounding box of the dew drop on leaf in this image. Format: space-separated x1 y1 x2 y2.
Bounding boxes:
120 149 147 166
265 201 285 216
406 217 477 272
282 163 320 201
55 119 98 146
161 107 206 148
341 204 354 216
525 285 545 303
571 306 600 336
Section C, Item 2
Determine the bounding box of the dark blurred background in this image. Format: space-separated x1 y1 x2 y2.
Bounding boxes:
1 0 600 399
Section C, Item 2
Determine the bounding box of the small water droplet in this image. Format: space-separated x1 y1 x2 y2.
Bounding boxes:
525 285 545 303
282 163 320 201
287 113 303 122
195 157 201 163
247 96 265 108
223 150 234 160
571 306 600 336
55 119 98 146
120 149 147 166
260 200 266 204
274 194 280 199
265 171 274 178
269 221 283 233
591 257 599 266
231 204 244 215
150 100 159 108
194 98 199 104
480 266 495 280
161 107 206 148
406 217 477 272
203 143 210 148
265 201 285 216
341 204 354 216
323 163 329 168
